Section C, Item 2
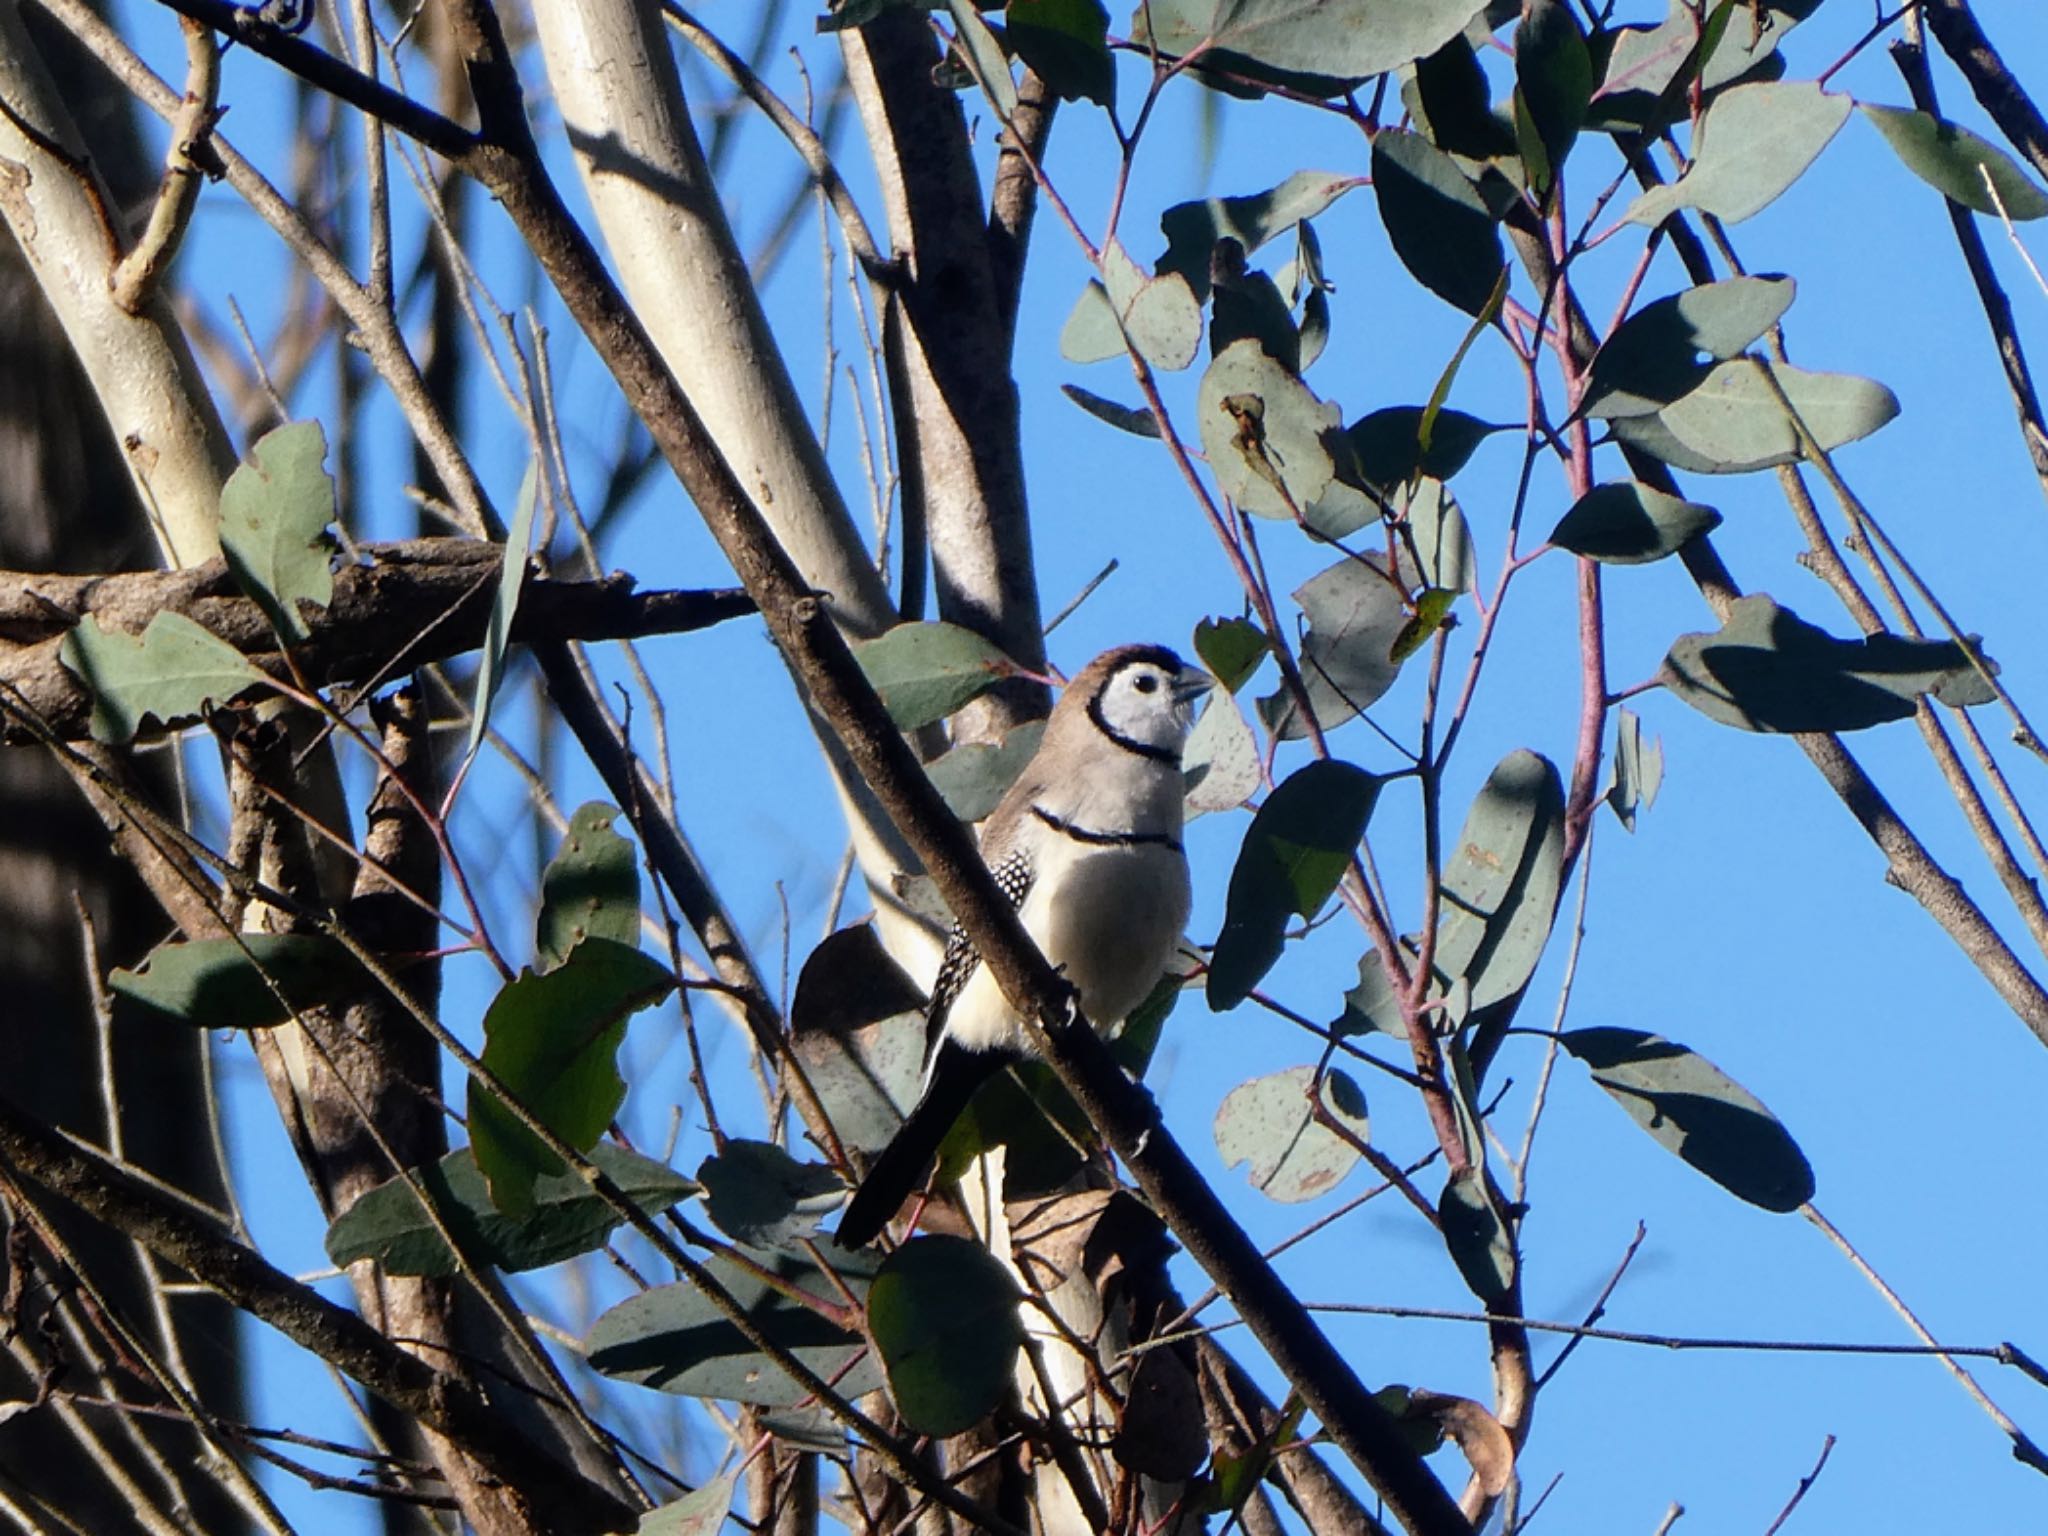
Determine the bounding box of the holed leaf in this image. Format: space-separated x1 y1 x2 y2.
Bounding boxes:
1197 339 1342 518
1214 1065 1369 1202
536 803 640 973
1581 275 1796 419
1208 760 1379 1009
1562 1026 1815 1211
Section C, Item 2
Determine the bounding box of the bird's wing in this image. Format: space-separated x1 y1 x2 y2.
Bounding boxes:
922 844 1034 1064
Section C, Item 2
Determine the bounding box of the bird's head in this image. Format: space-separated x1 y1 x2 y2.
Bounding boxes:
1068 644 1214 759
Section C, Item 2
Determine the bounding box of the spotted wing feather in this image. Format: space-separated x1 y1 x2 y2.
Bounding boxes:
922 846 1035 1063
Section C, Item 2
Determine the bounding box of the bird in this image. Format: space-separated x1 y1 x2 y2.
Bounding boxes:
837 644 1212 1247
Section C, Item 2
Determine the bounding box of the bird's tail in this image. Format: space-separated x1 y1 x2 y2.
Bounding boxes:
836 1044 1011 1247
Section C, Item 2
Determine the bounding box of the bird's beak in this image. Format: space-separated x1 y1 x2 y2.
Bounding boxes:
1173 668 1216 709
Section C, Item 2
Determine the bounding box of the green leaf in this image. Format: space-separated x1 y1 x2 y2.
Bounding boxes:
851 621 1019 729
699 1140 846 1254
1562 1027 1815 1211
1862 103 2048 220
1604 706 1663 833
869 1236 1023 1436
1435 750 1566 1017
1131 0 1487 83
1197 340 1341 518
925 721 1046 822
1214 1065 1369 1202
1182 694 1260 817
636 1471 738 1536
1617 359 1898 475
536 803 641 973
324 1142 697 1277
1439 1169 1516 1305
461 457 538 778
218 420 335 644
1514 0 1592 191
1345 407 1502 493
469 938 675 1215
1061 383 1161 437
1548 481 1722 564
1625 81 1851 227
588 1242 883 1405
947 0 1018 114
1390 588 1457 664
1332 944 1415 1038
1008 0 1115 108
60 611 266 743
1157 170 1361 298
789 926 928 1156
1259 553 1413 739
1193 616 1269 694
1208 760 1379 1009
112 934 366 1030
1372 128 1507 316
1661 593 1995 733
1582 275 1797 419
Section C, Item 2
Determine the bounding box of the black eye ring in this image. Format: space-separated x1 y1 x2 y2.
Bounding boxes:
1135 674 1159 693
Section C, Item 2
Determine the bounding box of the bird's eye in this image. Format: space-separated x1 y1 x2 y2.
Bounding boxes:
1134 674 1159 693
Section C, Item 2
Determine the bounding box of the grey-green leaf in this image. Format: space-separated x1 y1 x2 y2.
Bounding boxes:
218 419 335 644
1435 750 1565 1017
461 457 538 777
1862 103 2048 220
1618 359 1898 474
869 1236 1023 1436
1182 695 1261 817
1439 1169 1516 1304
636 1472 738 1536
588 1243 883 1405
1661 593 1995 733
60 612 266 743
1158 170 1360 297
1562 1026 1815 1211
1626 81 1851 227
1214 1066 1369 1203
1373 129 1507 316
1061 383 1162 437
852 621 1018 729
789 925 928 1156
947 0 1018 114
1197 339 1341 518
1259 553 1413 739
699 1140 846 1254
1131 0 1486 82
325 1142 697 1277
537 803 641 973
1582 275 1797 419
1208 760 1379 1009
1548 481 1722 564
926 721 1046 822
112 934 367 1030
1605 706 1663 833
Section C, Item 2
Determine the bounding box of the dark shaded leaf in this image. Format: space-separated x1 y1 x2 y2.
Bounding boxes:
1411 34 1516 159
325 1142 696 1277
852 621 1019 729
1582 275 1796 419
536 802 640 973
869 1236 1023 1435
1259 554 1413 739
1661 594 1995 733
1562 1027 1815 1211
588 1242 882 1405
1345 406 1502 492
1209 760 1379 1009
60 612 265 743
1214 1066 1369 1202
1061 383 1161 437
1008 0 1115 108
790 926 928 1157
1862 104 2048 220
1548 481 1722 564
1372 129 1506 315
1158 170 1360 298
1210 258 1300 371
699 1140 846 1253
469 939 675 1215
218 419 335 645
1439 1170 1515 1304
113 934 367 1030
1514 0 1592 190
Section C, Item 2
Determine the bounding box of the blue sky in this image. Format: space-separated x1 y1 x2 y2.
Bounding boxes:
140 1 2048 1529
